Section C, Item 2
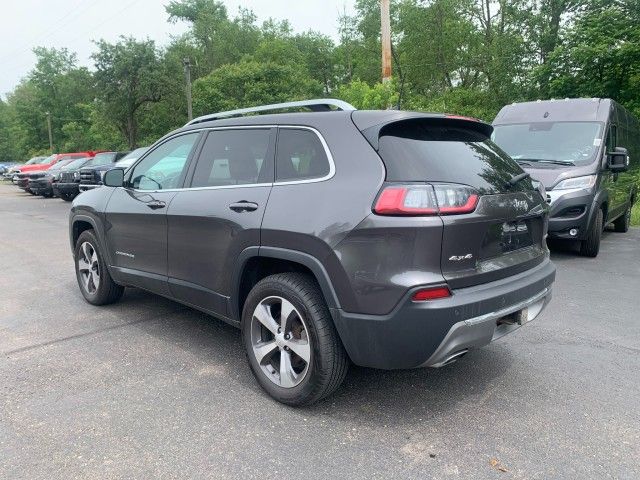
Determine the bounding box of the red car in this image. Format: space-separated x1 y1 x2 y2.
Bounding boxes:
16 152 100 174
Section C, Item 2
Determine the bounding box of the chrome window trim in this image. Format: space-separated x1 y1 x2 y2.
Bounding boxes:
126 125 336 193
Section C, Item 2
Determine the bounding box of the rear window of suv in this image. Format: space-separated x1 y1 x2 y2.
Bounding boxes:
275 129 330 182
378 119 529 193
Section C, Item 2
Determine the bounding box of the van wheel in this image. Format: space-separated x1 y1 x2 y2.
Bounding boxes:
74 229 124 305
580 208 603 257
241 273 349 406
613 204 631 233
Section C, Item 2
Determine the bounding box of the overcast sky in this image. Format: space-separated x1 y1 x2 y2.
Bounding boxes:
0 0 355 98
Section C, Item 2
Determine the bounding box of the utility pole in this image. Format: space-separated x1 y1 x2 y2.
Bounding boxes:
183 58 193 122
380 0 392 83
45 112 53 152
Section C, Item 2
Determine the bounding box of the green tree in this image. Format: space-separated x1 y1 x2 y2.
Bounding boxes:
92 37 164 148
192 60 323 116
545 0 640 115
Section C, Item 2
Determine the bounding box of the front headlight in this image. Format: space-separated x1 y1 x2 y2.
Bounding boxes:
553 175 597 191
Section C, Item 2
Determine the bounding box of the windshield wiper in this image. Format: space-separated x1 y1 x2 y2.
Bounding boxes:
517 158 575 166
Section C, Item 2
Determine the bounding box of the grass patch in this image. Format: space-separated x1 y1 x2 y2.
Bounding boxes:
632 202 640 227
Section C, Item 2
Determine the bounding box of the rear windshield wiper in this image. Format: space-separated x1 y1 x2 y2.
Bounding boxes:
507 172 531 188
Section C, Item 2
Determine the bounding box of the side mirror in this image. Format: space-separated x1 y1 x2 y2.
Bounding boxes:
608 147 629 173
103 168 124 187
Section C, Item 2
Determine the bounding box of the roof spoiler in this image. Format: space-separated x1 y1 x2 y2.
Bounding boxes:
359 114 494 150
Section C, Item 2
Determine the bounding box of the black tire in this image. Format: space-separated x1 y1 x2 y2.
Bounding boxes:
60 192 75 202
241 273 349 406
74 229 124 305
580 208 603 257
613 203 631 233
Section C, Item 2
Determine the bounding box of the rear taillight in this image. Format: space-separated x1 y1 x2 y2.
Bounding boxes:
373 184 479 216
412 286 452 301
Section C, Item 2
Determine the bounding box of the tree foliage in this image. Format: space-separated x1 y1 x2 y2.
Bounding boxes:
1 0 640 161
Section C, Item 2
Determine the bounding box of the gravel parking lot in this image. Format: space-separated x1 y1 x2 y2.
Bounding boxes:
1 183 639 480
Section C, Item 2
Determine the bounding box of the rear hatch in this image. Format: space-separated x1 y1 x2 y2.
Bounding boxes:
358 114 549 289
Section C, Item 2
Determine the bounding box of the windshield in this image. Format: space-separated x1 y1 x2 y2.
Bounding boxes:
377 119 530 194
118 147 148 162
91 152 117 165
39 155 55 164
492 121 604 165
62 158 89 170
51 159 77 171
116 147 148 168
25 157 43 165
84 154 115 167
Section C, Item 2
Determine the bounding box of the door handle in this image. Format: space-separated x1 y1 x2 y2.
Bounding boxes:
147 200 166 210
229 201 259 212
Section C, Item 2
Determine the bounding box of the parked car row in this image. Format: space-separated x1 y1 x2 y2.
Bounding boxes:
4 148 148 201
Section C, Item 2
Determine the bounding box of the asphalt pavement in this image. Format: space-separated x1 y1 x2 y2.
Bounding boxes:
1 183 639 479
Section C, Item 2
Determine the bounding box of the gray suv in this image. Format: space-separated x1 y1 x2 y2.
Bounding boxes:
69 99 556 405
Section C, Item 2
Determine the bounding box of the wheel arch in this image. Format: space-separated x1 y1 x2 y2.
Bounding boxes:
587 190 608 231
231 247 341 322
70 214 99 251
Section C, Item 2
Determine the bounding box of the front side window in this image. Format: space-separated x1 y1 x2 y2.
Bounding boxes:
191 129 272 188
275 129 330 182
492 121 604 165
129 133 198 190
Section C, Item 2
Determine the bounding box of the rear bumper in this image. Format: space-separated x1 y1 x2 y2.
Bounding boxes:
332 257 555 370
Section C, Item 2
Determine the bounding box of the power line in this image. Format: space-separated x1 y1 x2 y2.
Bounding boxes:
0 0 103 65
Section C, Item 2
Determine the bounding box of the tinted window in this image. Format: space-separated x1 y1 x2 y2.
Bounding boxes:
378 119 529 194
191 129 271 187
130 133 198 190
275 129 330 181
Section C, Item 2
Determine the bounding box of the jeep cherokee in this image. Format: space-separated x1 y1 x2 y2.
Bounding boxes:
69 99 555 406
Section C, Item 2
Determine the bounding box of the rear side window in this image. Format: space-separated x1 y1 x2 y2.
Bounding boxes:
191 129 272 187
275 129 330 182
378 119 528 193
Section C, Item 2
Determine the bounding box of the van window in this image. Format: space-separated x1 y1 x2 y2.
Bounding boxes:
378 118 528 194
191 129 271 187
492 121 604 165
275 129 330 182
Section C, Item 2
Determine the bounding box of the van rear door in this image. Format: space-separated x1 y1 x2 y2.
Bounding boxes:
365 116 549 289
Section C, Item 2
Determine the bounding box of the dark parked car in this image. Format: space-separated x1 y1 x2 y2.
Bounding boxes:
54 155 127 201
493 98 639 257
27 158 79 197
70 99 555 405
77 150 141 192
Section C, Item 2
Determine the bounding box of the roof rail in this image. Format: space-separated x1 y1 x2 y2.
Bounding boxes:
185 98 356 126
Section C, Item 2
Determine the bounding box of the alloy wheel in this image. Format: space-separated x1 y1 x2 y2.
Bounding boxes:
250 296 311 388
77 241 100 294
